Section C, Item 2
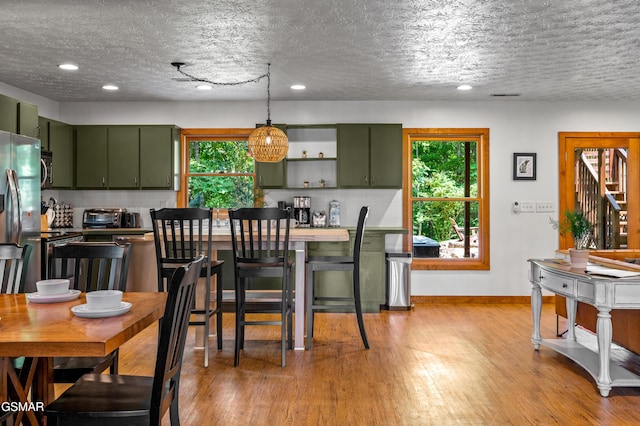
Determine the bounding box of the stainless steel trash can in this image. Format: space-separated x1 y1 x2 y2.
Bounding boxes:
384 252 412 310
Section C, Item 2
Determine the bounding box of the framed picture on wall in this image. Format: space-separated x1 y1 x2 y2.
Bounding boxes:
513 153 536 180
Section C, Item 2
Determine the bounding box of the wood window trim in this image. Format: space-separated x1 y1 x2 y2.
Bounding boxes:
558 132 640 250
403 128 490 270
177 128 255 208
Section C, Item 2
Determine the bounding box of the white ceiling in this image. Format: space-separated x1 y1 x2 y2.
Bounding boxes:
2 0 640 103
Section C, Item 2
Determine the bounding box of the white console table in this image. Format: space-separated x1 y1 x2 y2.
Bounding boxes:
529 259 640 397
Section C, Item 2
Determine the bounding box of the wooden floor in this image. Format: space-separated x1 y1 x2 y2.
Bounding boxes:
109 303 640 425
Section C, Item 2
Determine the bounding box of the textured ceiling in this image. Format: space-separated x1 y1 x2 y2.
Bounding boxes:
2 0 640 102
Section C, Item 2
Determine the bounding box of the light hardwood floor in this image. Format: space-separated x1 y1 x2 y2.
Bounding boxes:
110 303 640 425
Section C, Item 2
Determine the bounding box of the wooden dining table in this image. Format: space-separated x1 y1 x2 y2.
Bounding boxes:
145 226 350 350
0 291 167 425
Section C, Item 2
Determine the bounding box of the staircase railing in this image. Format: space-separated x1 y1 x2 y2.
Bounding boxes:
576 150 625 248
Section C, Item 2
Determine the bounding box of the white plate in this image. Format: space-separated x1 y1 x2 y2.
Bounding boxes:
71 302 132 318
26 289 81 304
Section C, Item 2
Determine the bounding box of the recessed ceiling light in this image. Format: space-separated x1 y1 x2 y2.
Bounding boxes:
196 85 212 90
291 84 306 90
58 64 78 71
102 85 119 91
457 85 473 91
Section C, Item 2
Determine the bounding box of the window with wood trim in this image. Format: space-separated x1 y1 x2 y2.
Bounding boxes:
403 128 490 270
178 129 259 209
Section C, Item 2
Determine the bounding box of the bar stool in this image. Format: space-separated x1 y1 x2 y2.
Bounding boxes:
306 206 370 350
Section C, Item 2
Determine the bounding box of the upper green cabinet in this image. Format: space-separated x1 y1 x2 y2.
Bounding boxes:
139 126 180 189
255 124 287 189
0 94 38 137
18 102 39 138
40 117 74 188
256 161 286 188
76 126 108 188
75 124 180 190
337 123 402 188
108 127 140 189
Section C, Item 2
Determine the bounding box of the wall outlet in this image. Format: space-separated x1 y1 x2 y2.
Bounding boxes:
536 202 555 213
519 201 536 213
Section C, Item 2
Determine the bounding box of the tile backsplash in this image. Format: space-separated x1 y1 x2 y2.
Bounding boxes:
43 190 177 228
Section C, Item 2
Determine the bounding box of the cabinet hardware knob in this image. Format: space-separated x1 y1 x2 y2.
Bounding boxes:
562 283 568 288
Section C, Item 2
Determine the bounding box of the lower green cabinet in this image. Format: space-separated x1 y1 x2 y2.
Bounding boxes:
308 231 385 313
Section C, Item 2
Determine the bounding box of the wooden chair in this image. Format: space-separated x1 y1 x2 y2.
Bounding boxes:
306 206 370 350
0 243 34 425
150 207 224 368
449 217 479 243
0 242 30 294
44 256 204 426
229 207 293 367
49 241 131 383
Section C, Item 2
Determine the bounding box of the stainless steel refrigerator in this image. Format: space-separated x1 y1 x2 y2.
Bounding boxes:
0 130 41 291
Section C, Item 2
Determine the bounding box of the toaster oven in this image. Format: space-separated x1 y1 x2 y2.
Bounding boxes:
82 208 126 228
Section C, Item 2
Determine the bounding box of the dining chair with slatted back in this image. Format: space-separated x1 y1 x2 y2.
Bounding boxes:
306 205 370 350
150 207 224 368
0 243 32 426
49 241 131 383
44 255 204 426
228 207 293 367
0 243 30 294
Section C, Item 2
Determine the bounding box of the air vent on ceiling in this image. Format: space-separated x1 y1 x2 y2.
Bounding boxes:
490 94 521 97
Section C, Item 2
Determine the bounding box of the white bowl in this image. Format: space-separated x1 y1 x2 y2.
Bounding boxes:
86 290 123 310
36 279 70 295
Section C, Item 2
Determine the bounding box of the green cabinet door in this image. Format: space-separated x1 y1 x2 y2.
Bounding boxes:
76 126 108 188
256 161 286 188
108 126 140 189
255 124 286 188
48 120 74 188
370 124 402 188
0 95 18 134
38 117 50 149
18 102 39 138
140 126 175 189
308 233 385 313
337 124 370 188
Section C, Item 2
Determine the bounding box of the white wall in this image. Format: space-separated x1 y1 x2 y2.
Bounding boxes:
36 97 640 296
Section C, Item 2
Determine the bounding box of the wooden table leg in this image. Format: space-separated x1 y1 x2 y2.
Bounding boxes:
0 356 42 425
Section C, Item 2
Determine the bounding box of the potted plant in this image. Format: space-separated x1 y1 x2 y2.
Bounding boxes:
549 210 593 268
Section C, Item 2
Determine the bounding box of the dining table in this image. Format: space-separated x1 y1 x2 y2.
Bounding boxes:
145 226 350 350
0 291 167 425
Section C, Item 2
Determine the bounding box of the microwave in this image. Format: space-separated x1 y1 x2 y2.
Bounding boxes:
41 150 53 189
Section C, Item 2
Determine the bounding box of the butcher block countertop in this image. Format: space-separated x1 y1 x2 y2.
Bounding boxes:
143 226 350 242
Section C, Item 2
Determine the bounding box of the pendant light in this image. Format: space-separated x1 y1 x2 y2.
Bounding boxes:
248 64 288 162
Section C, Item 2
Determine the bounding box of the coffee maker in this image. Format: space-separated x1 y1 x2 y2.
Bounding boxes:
293 196 311 228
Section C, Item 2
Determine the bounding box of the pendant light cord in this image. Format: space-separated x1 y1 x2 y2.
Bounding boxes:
172 62 269 87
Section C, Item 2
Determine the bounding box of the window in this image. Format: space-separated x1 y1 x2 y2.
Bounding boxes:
178 129 258 209
403 128 490 270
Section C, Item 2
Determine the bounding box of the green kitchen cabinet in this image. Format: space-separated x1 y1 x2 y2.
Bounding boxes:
0 95 18 133
38 117 49 149
76 126 108 188
48 119 74 188
18 101 39 138
108 126 140 189
307 231 386 312
139 125 180 189
337 123 402 188
255 124 287 189
256 161 286 188
0 95 38 137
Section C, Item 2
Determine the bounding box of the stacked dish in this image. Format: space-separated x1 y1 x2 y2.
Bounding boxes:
71 290 131 318
27 279 80 303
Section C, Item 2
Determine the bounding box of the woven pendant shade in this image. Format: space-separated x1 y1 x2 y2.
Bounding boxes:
248 125 288 162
